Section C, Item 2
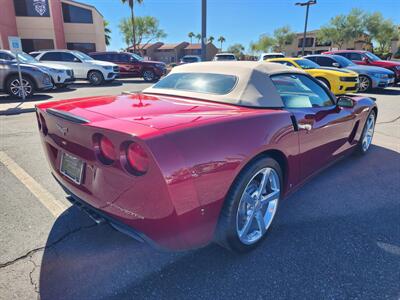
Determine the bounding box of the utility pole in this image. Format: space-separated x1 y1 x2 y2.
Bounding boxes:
201 0 207 61
295 0 317 56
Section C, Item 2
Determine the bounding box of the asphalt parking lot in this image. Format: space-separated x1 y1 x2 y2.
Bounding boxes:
0 83 399 300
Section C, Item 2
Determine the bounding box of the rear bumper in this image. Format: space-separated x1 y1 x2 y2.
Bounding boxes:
55 174 165 250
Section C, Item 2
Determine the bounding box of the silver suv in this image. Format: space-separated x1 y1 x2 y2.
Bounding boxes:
0 59 53 98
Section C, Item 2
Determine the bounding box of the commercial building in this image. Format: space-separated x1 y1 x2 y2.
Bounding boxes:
285 30 371 56
0 0 106 53
131 42 219 63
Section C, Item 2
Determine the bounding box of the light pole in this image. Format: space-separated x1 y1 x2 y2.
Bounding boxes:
201 0 207 61
295 0 316 56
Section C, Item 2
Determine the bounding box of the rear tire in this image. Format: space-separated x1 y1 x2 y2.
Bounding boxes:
215 156 282 252
143 69 156 82
88 70 104 86
6 75 35 98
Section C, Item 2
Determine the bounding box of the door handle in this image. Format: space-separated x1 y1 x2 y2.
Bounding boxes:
298 123 312 132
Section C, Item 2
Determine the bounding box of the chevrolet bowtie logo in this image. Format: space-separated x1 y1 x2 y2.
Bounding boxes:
56 123 68 136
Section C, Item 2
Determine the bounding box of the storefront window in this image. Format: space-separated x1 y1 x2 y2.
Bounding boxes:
21 39 54 53
62 3 93 24
67 43 96 53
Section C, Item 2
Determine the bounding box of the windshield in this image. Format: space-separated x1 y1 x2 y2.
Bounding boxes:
152 73 237 95
182 57 200 63
73 51 94 61
14 52 38 63
295 59 320 69
365 52 381 62
215 55 236 61
332 55 355 67
130 53 144 61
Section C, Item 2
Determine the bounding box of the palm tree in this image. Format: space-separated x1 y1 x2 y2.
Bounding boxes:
104 20 111 46
195 33 202 43
218 36 226 51
120 0 143 53
188 32 195 44
208 36 214 44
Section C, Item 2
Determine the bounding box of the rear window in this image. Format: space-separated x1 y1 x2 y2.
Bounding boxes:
152 73 237 95
215 55 236 61
182 57 199 63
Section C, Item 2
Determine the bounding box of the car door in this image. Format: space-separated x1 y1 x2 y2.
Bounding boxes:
39 52 85 78
113 54 133 76
271 74 356 179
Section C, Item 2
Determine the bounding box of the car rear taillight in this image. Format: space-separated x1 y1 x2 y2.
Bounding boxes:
124 142 149 175
93 134 116 164
39 114 48 135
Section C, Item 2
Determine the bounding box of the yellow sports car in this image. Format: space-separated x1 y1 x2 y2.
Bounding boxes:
266 57 359 95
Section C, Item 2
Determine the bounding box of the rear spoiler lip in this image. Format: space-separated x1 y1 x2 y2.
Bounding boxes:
46 108 90 124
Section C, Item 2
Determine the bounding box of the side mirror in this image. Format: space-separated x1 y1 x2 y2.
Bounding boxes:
362 56 370 63
73 58 81 63
332 62 340 67
337 96 354 108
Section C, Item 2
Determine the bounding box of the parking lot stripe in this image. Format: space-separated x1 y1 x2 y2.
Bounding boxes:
0 151 68 217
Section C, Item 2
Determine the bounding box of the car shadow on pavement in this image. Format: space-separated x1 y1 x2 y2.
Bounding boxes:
0 94 52 104
39 145 400 300
364 87 400 96
71 80 123 88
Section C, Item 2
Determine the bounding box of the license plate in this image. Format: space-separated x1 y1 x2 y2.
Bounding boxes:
60 152 84 184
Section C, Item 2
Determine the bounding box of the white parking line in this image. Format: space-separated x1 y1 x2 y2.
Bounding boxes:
0 151 68 217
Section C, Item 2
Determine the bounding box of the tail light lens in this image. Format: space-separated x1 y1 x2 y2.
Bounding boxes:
94 134 116 165
125 142 149 174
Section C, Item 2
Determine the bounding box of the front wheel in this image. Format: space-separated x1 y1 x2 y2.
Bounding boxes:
216 157 282 252
358 75 371 92
356 110 376 154
6 75 35 98
88 70 104 86
142 70 156 82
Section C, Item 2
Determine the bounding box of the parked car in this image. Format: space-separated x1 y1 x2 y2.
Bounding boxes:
305 54 395 92
179 55 202 64
213 53 237 61
259 52 285 61
323 50 400 83
89 52 166 82
36 61 377 252
30 50 119 86
0 50 74 89
267 57 359 95
0 59 53 98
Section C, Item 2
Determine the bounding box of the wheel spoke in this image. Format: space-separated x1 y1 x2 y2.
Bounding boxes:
239 210 255 238
260 190 280 205
256 169 270 199
255 211 266 235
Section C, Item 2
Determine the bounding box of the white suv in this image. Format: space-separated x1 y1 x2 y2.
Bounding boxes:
30 50 119 85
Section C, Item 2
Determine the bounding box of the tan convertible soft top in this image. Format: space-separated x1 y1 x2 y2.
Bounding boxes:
143 61 306 107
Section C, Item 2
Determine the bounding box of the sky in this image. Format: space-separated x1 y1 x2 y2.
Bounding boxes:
83 0 400 51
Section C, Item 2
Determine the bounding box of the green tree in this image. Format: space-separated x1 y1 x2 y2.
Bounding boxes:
120 0 144 53
104 20 111 46
218 36 226 51
273 26 296 52
195 33 202 43
227 43 245 58
188 32 195 44
250 34 275 53
317 9 365 50
119 16 166 51
364 12 399 52
208 36 215 43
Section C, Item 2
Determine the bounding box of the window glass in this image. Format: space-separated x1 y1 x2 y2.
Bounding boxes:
72 51 94 61
364 52 381 61
61 52 80 62
62 3 93 23
0 53 14 60
14 0 50 17
295 59 319 69
348 53 362 61
316 56 334 67
67 43 96 54
272 60 296 67
21 39 54 53
332 55 354 67
40 52 63 61
271 74 334 108
153 73 237 95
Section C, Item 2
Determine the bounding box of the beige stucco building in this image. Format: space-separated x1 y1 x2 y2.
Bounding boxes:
0 0 106 53
284 30 371 57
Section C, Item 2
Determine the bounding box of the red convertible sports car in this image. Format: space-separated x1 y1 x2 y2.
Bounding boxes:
36 61 377 252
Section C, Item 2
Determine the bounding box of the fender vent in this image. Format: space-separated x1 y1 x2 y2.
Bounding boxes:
348 120 359 144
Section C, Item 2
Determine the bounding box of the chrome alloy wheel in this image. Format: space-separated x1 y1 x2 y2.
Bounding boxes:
236 167 280 245
358 76 370 92
143 70 155 82
362 113 375 151
10 78 32 98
